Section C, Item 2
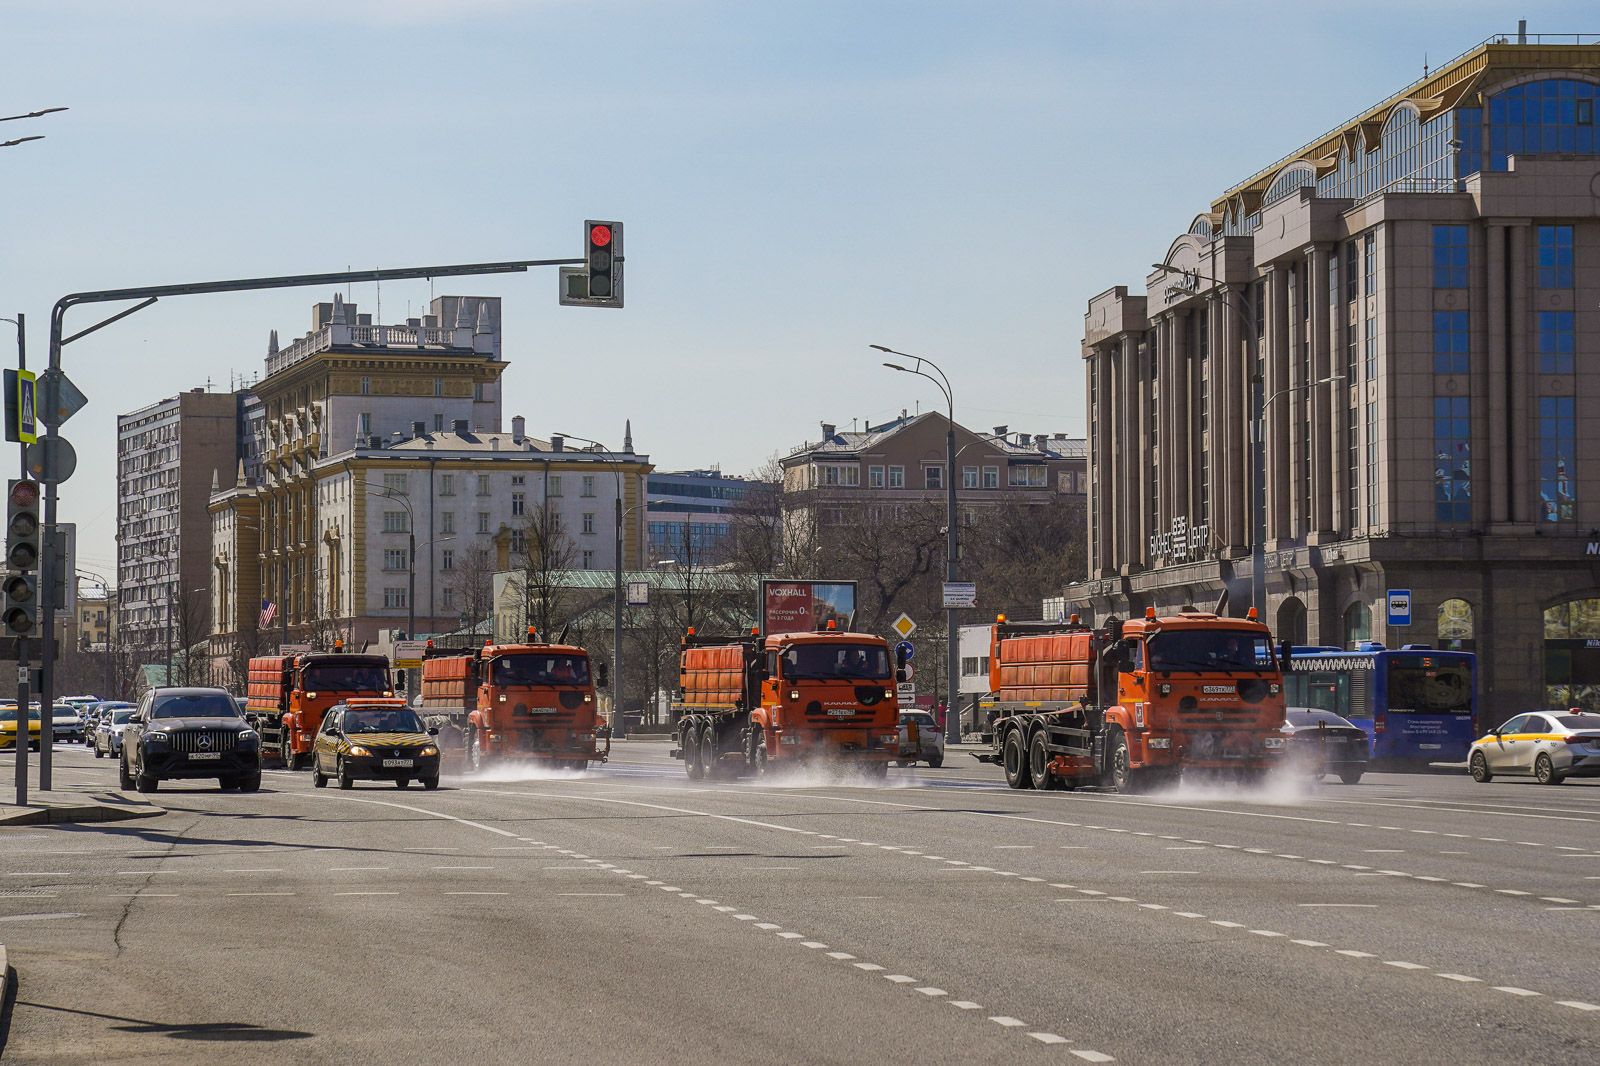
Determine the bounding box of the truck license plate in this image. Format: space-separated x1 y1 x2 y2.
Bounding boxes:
188 752 221 761
382 758 413 768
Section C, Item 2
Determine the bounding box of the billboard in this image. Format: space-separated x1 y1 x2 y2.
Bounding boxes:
761 580 857 635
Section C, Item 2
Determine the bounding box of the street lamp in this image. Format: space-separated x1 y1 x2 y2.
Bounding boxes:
872 343 962 745
554 432 629 739
1149 264 1339 618
0 106 68 150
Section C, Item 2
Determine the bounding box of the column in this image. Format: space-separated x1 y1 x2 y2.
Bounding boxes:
1485 224 1510 525
1171 311 1191 522
1107 343 1124 569
1508 223 1531 525
1135 337 1152 566
1157 315 1174 533
1121 337 1140 566
1268 265 1292 547
1309 245 1334 535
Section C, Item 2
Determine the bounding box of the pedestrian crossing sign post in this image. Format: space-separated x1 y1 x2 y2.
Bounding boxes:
3 369 36 445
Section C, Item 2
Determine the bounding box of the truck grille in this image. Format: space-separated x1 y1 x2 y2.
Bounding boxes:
170 728 238 753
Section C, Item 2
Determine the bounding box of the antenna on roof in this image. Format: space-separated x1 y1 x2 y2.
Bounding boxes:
1423 53 1428 77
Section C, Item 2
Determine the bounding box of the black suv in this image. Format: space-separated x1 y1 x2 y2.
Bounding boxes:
120 687 262 792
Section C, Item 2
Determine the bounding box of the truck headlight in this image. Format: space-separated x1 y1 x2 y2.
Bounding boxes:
1148 737 1171 749
879 734 898 744
1264 737 1286 750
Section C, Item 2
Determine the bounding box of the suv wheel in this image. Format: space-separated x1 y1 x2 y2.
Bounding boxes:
118 753 135 790
135 769 159 793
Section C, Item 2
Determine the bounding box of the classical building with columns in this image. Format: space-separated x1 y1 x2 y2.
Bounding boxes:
1067 33 1600 712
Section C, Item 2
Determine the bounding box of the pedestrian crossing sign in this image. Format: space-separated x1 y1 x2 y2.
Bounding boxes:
4 369 36 445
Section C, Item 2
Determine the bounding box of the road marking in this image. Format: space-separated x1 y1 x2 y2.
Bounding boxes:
1364 849 1404 853
801 941 828 949
0 912 84 922
1071 1052 1115 1063
1336 950 1375 958
0 892 58 898
732 914 758 921
1494 889 1531 896
1492 987 1541 996
776 932 804 939
1384 961 1428 970
989 1016 1026 1027
433 865 493 871
446 892 509 896
1540 897 1580 904
7 872 71 877
1291 940 1328 947
226 892 294 897
334 891 398 896
884 975 917 984
1140 870 1199 875
1029 1032 1068 1044
949 1001 982 1010
104 893 178 898
1436 974 1481 983
1250 930 1286 938
1299 903 1377 908
559 893 623 897
1173 912 1205 919
916 987 947 996
994 845 1034 849
1557 1000 1600 1012
1210 920 1243 928
853 963 885 972
1165 846 1204 850
330 867 389 872
826 951 855 960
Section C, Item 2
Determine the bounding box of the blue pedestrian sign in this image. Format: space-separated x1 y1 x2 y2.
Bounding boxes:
1386 589 1412 627
896 640 915 660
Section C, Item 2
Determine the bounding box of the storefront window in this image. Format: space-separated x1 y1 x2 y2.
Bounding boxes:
1436 599 1474 652
1343 602 1372 647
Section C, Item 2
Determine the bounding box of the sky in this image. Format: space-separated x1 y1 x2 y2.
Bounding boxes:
1 0 1591 584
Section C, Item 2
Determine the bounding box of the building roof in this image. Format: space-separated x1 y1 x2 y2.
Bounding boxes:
784 411 1084 462
360 431 650 466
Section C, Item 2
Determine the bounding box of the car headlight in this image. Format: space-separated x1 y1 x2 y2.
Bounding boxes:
238 729 258 743
145 731 169 746
420 745 440 757
348 745 371 757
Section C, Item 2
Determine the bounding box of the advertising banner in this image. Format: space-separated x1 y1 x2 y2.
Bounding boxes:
761 580 857 635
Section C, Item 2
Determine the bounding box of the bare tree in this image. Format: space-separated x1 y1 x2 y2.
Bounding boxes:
507 509 578 639
170 587 213 686
446 538 498 638
964 495 1088 619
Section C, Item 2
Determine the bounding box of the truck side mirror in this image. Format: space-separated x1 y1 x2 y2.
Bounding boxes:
596 663 609 689
1278 641 1294 667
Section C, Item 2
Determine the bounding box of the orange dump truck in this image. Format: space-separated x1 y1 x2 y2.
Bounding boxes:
246 648 394 769
671 626 900 778
418 633 609 772
978 609 1287 791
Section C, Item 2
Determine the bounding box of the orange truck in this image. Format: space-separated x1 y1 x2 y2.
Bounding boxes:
671 624 900 779
978 608 1287 791
246 647 394 769
418 631 609 772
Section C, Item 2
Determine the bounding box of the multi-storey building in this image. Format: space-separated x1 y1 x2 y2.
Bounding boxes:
208 296 649 656
646 469 769 563
76 591 116 652
1070 32 1600 711
780 412 1086 543
117 388 240 661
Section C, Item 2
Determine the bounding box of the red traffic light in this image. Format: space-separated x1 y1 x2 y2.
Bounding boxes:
8 480 38 508
589 224 612 248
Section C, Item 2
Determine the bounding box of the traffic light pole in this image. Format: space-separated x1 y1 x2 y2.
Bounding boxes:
37 254 595 760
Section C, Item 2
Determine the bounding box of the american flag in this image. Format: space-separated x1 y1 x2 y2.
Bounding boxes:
260 600 277 628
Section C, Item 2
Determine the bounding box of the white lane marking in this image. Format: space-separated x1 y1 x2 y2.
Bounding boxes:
755 923 782 930
994 845 1034 849
433 865 493 871
916 987 947 996
1173 912 1205 919
1336 950 1375 958
1291 940 1328 948
826 951 855 960
1210 920 1244 928
732 914 758 921
1384 961 1428 970
330 867 389 872
1452 882 1485 888
776 932 804 939
801 941 828 949
0 892 58 898
713 906 736 913
1436 974 1482 983
1139 904 1168 911
884 975 918 984
1071 1052 1116 1063
853 963 885 972
989 1016 1026 1027
1557 1001 1600 1012
227 868 286 873
104 893 178 898
1165 846 1205 850
8 872 71 877
949 1001 982 1010
559 893 624 897
1493 987 1542 996
1540 897 1580 904
446 892 509 896
1029 1033 1068 1044
1364 849 1404 854
1494 889 1531 896
333 891 398 896
0 912 85 922
227 892 294 897
1250 930 1286 938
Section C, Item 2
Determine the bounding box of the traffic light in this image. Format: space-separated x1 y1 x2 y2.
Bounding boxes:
2 573 37 636
586 221 618 299
6 479 40 571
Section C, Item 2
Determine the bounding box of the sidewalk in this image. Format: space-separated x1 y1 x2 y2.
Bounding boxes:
0 765 164 826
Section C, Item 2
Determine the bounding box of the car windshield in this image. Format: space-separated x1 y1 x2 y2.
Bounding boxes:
150 693 242 720
343 708 425 734
110 710 134 724
51 706 78 718
1148 631 1274 673
301 663 389 692
491 654 591 687
1286 709 1355 728
1555 714 1600 729
782 643 892 680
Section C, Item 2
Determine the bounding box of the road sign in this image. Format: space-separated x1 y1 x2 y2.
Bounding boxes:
626 580 650 606
25 437 76 484
1387 589 1412 627
891 613 917 640
280 643 312 655
11 370 37 445
38 367 87 427
394 640 427 669
896 681 916 708
895 639 915 661
942 581 977 609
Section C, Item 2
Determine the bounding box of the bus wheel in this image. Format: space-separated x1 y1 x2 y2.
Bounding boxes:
1029 730 1057 791
1106 729 1135 792
1003 729 1033 790
1469 751 1492 783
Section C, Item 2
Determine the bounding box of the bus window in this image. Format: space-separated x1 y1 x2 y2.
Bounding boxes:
1386 657 1472 715
1290 671 1358 719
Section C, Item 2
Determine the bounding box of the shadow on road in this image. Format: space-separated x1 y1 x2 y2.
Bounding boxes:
17 997 312 1043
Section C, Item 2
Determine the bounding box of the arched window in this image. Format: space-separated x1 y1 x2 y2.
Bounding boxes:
1485 78 1600 172
1544 597 1600 711
1264 164 1316 207
1276 597 1308 646
1436 598 1473 651
1343 602 1372 647
1188 216 1214 239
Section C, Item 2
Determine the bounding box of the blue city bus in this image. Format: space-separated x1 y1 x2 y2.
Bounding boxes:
1283 643 1477 766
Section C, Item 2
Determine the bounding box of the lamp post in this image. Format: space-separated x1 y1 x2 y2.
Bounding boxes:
1149 264 1340 618
872 344 961 744
553 432 629 739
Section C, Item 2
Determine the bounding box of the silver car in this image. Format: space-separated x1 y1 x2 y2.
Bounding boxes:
1469 710 1600 785
48 704 85 744
896 710 945 768
93 706 137 759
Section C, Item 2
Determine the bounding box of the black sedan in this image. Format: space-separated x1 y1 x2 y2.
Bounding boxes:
1280 708 1370 784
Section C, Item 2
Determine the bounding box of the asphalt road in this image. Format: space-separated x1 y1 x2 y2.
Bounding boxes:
2 741 1598 1064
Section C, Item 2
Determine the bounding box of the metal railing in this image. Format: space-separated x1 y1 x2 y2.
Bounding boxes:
1355 176 1464 205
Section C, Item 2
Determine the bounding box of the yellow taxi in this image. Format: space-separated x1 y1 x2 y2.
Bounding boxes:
0 705 43 750
310 698 441 790
1469 709 1600 785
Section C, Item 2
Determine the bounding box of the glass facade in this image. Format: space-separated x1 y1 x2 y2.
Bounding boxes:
1486 79 1599 171
648 520 732 558
1433 311 1469 374
1537 311 1575 374
1433 396 1471 524
1432 225 1469 288
1364 317 1377 381
1538 396 1576 522
1347 405 1359 531
1538 225 1574 288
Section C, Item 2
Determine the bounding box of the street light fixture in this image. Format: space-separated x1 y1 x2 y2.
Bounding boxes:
872 344 962 744
0 107 69 122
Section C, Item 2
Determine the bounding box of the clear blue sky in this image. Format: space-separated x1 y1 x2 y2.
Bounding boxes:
1 0 1587 581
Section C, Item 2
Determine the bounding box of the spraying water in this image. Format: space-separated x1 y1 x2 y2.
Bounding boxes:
1149 765 1319 806
446 763 593 786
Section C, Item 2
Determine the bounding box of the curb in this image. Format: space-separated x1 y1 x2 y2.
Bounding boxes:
0 801 164 827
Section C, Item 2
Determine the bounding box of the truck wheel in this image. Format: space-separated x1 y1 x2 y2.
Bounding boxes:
1106 729 1136 793
1029 730 1057 791
1003 729 1033 790
751 729 769 776
684 722 705 780
698 723 719 779
1337 768 1364 785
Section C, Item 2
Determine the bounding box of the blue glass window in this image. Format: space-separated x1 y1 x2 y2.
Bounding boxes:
1539 396 1576 522
1433 396 1471 524
1432 225 1469 288
1537 311 1575 374
1485 79 1600 172
1432 311 1469 374
1457 107 1484 176
1537 225 1573 288
1344 241 1358 303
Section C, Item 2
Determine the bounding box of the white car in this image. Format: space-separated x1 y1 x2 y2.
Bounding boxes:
896 710 945 768
93 707 138 759
1469 710 1600 785
47 704 85 744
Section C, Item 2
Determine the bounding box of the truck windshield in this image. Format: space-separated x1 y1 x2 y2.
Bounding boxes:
782 644 891 681
1148 631 1274 673
344 708 425 734
301 664 389 692
491 654 591 687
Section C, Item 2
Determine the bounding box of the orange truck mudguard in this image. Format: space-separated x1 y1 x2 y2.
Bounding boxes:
977 609 1287 792
419 631 609 772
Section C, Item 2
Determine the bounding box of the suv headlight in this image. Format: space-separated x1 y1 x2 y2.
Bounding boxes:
238 729 258 743
145 731 169 746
